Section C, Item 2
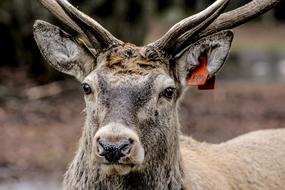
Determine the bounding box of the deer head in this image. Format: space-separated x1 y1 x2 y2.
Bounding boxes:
33 0 282 177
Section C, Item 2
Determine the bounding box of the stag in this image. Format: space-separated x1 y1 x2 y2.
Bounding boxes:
33 0 285 189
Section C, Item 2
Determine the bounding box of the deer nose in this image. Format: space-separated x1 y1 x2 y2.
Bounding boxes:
97 139 133 163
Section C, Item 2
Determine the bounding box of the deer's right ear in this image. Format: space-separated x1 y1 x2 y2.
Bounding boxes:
33 20 95 81
174 31 233 87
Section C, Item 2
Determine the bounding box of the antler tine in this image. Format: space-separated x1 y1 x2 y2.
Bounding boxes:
149 0 230 52
40 0 123 49
56 0 123 49
200 0 283 38
173 0 284 54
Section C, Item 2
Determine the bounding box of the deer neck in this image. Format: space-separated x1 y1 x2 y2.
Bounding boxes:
64 151 185 189
101 164 184 190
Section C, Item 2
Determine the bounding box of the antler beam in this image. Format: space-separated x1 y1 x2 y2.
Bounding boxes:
149 0 230 52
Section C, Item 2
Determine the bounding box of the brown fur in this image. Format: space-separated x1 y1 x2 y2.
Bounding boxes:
105 44 169 75
181 129 285 190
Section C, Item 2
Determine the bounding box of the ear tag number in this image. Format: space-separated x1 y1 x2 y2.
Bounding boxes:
187 55 209 86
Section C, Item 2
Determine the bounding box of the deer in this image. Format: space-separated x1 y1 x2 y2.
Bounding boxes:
33 0 285 189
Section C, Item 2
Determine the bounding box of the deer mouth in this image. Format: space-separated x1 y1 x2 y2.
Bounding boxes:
100 163 135 176
104 162 135 167
96 159 139 176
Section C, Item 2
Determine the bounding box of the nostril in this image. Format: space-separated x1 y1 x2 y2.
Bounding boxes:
97 140 111 156
118 140 133 156
97 144 104 156
128 138 134 144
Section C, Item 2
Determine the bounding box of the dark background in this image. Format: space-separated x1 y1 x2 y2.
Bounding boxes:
1 0 285 189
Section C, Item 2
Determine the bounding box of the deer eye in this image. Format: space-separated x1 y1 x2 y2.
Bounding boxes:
82 83 92 95
160 87 176 99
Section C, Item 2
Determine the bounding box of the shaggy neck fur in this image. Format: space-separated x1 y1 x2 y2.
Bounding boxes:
63 111 186 190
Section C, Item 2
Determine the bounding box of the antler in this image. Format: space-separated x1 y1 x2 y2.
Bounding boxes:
201 0 283 38
39 0 123 49
149 0 230 52
149 0 284 54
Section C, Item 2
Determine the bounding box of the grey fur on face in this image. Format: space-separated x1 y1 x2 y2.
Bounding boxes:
63 66 184 189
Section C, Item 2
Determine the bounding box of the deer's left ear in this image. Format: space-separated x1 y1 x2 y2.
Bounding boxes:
33 20 96 82
175 31 233 87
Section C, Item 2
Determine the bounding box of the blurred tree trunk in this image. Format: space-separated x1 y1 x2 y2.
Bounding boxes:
109 0 152 45
273 1 285 22
156 0 174 12
86 0 152 45
0 23 16 66
184 0 196 10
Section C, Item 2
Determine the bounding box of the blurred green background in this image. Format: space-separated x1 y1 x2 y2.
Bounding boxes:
0 0 285 189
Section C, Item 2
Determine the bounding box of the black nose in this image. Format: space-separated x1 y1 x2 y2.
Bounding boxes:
97 139 132 163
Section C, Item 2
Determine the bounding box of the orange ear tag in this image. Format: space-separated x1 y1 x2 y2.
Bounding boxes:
187 55 216 90
187 55 209 86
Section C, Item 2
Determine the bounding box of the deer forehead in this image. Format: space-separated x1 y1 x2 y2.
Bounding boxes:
96 44 171 76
